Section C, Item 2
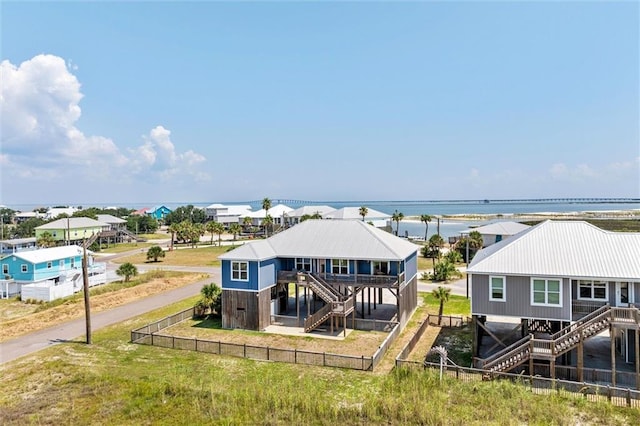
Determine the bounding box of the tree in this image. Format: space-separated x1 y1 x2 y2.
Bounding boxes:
15 217 45 238
392 210 404 236
164 205 205 225
212 222 225 246
262 197 272 214
455 230 484 262
427 234 445 267
37 231 56 248
196 282 222 317
262 214 273 238
444 249 463 264
205 221 217 245
420 214 432 241
432 286 451 325
359 206 368 221
168 222 180 251
431 260 461 282
229 223 242 241
0 207 15 225
116 262 138 282
146 245 165 262
72 208 98 219
242 216 253 232
126 215 158 234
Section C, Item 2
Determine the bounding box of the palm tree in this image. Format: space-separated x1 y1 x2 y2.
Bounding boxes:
359 206 368 221
168 222 180 251
212 222 225 246
116 262 138 282
428 234 445 267
205 221 217 246
420 214 432 241
432 286 451 325
392 210 404 236
146 245 165 262
242 216 253 232
262 214 273 238
198 282 222 316
262 197 272 215
229 223 242 241
37 231 56 248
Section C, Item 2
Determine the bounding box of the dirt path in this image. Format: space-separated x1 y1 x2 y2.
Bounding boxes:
0 270 219 364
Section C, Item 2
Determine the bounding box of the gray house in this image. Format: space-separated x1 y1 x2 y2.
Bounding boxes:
468 220 640 386
461 221 530 248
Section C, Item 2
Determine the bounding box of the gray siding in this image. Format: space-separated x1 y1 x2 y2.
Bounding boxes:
472 274 571 321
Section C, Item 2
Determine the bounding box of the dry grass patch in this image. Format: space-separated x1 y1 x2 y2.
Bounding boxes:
0 299 38 321
113 245 237 267
165 317 386 356
0 272 207 342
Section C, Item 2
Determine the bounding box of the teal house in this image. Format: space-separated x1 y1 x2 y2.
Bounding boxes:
145 205 172 221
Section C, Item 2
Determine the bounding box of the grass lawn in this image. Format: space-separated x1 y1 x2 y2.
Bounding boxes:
97 242 154 254
166 316 387 356
0 271 207 342
420 292 470 317
138 233 169 240
1 297 637 425
113 245 240 267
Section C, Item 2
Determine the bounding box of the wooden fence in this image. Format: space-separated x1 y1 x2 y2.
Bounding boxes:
131 307 378 371
395 360 640 408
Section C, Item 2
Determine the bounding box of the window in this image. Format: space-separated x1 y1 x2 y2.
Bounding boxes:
231 261 248 281
372 261 390 275
578 280 608 301
59 260 65 267
331 259 349 275
21 264 28 273
47 262 53 269
295 258 311 272
489 276 506 301
531 278 562 306
71 258 75 268
2 264 8 275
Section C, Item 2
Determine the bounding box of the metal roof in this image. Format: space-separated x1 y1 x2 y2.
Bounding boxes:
460 221 530 236
96 214 126 224
288 205 336 218
246 204 293 218
36 217 109 229
324 207 391 220
468 220 640 280
9 245 85 264
220 219 420 261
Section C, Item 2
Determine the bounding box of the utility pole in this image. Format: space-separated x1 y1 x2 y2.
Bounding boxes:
82 235 92 344
466 238 470 299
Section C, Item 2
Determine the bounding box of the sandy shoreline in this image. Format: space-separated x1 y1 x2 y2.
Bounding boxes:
404 209 640 222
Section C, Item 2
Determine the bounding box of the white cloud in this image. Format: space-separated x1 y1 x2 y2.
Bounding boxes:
0 54 209 192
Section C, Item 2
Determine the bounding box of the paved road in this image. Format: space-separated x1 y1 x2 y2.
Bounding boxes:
418 277 470 298
1 252 220 364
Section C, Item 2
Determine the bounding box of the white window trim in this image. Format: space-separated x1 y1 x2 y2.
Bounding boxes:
331 259 349 275
489 275 506 302
531 277 563 307
577 279 608 302
231 261 249 282
295 258 311 272
2 264 8 274
371 261 391 275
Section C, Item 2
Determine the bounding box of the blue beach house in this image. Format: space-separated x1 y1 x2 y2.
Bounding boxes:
145 205 172 221
0 245 106 301
219 220 420 332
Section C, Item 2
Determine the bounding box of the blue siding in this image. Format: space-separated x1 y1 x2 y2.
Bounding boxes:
259 258 277 290
221 259 259 291
6 254 83 282
357 260 372 275
404 251 418 280
281 258 295 271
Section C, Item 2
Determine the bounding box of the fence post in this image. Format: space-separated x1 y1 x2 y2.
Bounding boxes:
267 346 270 361
244 344 246 358
151 333 154 346
195 338 198 352
607 385 612 402
295 348 297 364
362 355 364 371
172 336 175 349
218 341 221 354
626 388 631 407
323 352 326 366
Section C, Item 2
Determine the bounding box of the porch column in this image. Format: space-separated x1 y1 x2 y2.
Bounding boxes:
611 326 616 387
636 327 639 390
368 287 371 315
577 337 584 383
296 283 299 320
361 288 365 319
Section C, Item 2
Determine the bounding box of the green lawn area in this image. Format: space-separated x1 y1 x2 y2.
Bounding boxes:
139 233 169 240
98 242 154 253
113 244 240 267
420 292 470 316
1 297 637 425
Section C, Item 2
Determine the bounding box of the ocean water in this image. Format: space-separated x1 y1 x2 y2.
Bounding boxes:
6 199 638 240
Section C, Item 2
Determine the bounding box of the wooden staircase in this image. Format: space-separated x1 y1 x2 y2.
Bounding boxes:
478 304 639 373
299 273 356 333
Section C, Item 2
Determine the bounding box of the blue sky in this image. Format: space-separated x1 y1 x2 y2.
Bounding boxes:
1 1 638 207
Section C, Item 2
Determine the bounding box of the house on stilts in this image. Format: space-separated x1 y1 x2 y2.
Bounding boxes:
468 220 640 389
218 219 420 335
